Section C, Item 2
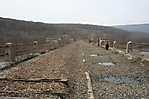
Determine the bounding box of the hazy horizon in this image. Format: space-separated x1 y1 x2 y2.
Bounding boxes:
0 0 149 26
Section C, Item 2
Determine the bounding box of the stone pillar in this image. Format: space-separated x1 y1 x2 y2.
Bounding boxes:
5 43 16 62
33 41 38 46
100 40 106 48
53 40 59 49
58 38 63 47
45 38 50 51
126 41 133 53
33 41 38 53
113 41 116 49
99 40 103 47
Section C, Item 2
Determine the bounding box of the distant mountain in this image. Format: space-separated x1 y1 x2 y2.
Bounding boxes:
0 17 149 43
115 24 149 33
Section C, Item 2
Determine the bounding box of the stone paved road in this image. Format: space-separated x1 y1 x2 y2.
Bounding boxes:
82 43 149 99
0 40 149 99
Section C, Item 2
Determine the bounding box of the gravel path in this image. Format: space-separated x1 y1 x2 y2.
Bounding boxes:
0 41 89 99
0 40 149 99
82 44 149 99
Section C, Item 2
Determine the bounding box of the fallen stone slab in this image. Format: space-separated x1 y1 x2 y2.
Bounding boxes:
98 62 115 66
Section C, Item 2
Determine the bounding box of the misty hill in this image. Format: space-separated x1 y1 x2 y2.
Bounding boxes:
115 24 149 33
0 17 149 43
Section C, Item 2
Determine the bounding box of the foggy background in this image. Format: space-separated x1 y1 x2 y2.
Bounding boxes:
0 0 149 26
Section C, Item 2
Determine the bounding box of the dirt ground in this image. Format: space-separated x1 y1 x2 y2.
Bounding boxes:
0 40 148 99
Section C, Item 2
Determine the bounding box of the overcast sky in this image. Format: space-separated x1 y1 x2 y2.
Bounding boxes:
0 0 149 26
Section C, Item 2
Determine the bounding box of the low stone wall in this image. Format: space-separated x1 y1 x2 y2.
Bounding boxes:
112 48 149 66
0 53 39 70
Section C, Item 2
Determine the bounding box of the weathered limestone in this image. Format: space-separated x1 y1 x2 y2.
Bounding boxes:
33 41 38 46
113 41 116 49
85 72 95 99
33 41 38 53
5 43 16 62
52 40 59 49
58 38 63 47
126 41 133 53
99 40 102 47
99 40 105 47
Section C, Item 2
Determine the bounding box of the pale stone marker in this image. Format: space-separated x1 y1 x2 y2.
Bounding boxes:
5 43 16 62
126 41 133 53
85 72 95 99
113 41 116 49
33 41 38 53
100 40 105 47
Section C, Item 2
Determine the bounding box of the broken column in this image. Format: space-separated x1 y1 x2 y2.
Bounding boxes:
33 41 38 53
58 38 63 47
5 43 16 62
113 41 116 49
99 40 103 47
33 41 38 46
53 40 59 49
45 38 51 52
126 41 133 53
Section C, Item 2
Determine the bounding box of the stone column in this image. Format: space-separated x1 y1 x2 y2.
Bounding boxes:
46 38 51 51
126 41 133 53
113 41 116 49
33 41 38 53
99 40 103 47
5 43 16 62
58 38 63 47
33 41 38 46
